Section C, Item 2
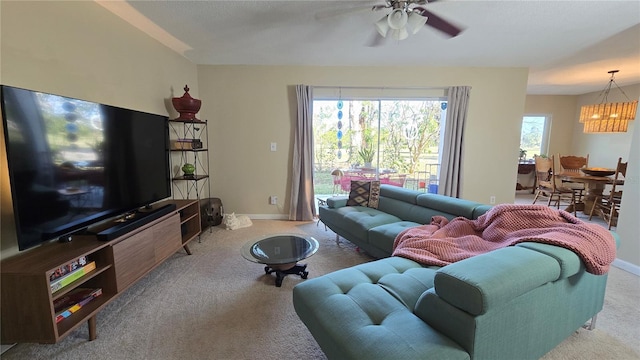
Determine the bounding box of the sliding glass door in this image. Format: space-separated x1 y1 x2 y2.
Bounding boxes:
313 98 445 197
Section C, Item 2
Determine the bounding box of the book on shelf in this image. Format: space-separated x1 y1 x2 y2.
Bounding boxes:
49 255 88 282
54 287 103 323
50 261 96 293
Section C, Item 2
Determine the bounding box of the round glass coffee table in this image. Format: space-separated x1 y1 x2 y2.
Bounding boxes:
241 234 319 287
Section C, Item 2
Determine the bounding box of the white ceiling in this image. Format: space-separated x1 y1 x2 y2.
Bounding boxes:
100 0 640 95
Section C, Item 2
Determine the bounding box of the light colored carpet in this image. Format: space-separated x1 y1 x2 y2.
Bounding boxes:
2 220 638 360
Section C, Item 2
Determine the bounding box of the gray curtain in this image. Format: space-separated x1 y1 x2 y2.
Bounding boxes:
289 85 316 221
440 86 471 198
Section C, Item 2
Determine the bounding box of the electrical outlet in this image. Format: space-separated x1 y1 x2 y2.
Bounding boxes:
490 196 496 204
270 142 277 151
270 195 277 205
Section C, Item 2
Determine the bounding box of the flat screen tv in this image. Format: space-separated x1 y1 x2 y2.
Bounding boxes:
1 85 171 251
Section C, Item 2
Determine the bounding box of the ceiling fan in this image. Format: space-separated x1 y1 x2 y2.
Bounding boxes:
316 0 464 46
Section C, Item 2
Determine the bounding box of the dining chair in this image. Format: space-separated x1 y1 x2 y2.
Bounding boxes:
532 155 577 215
589 157 627 229
558 154 589 204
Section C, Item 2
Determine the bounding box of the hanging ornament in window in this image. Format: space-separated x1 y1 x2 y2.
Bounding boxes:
336 91 343 159
441 102 447 110
63 101 79 149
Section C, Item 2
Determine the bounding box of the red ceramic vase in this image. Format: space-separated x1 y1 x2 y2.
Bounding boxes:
172 85 201 121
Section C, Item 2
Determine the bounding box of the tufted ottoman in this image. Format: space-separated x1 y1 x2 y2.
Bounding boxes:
293 257 469 360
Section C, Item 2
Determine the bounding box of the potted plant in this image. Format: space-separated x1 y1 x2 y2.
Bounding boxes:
519 148 527 161
358 146 375 168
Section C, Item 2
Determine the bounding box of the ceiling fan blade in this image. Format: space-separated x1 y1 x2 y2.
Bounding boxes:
414 6 464 38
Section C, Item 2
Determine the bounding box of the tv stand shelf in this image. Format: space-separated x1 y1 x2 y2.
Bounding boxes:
0 199 201 344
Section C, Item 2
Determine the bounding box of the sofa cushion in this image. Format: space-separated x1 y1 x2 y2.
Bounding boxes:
472 204 492 219
322 206 401 242
377 266 439 309
421 247 561 316
416 193 482 219
326 196 348 208
369 221 422 254
293 257 470 360
379 184 420 204
376 197 437 223
347 180 381 208
516 242 583 278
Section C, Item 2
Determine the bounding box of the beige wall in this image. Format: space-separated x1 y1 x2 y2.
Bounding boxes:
0 1 198 259
197 65 528 216
615 109 639 269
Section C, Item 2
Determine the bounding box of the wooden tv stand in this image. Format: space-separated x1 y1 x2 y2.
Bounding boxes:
0 199 201 344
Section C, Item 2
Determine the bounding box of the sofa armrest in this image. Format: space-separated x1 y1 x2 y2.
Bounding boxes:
327 196 348 209
419 247 561 316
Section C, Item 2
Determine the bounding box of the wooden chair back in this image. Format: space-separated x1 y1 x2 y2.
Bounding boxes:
559 154 589 174
590 157 628 229
608 157 627 200
534 155 557 191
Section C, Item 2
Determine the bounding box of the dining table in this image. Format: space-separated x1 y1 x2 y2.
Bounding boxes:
555 172 624 216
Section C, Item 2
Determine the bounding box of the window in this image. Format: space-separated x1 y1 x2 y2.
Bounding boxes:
313 99 445 196
519 115 550 161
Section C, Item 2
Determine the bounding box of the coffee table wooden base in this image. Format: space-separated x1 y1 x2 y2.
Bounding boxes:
264 263 309 287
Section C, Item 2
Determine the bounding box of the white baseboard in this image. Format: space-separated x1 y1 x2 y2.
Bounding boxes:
612 258 640 276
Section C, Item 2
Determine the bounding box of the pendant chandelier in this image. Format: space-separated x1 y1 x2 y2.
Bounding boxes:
579 70 638 133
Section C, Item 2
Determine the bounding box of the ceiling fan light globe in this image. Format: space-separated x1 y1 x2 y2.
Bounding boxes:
387 8 408 30
407 11 428 34
389 28 409 41
375 15 390 37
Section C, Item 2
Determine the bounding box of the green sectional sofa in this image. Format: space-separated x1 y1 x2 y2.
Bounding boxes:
295 185 618 359
318 185 492 258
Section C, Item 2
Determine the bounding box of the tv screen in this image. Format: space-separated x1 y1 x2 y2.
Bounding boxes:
1 85 171 250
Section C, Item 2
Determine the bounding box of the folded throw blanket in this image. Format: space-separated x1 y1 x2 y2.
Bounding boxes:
392 204 616 275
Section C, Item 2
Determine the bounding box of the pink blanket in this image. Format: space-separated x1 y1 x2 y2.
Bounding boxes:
392 204 616 275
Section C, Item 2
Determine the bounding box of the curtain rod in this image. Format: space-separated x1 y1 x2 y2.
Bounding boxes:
312 85 448 91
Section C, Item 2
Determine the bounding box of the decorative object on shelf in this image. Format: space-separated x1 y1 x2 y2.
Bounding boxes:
182 163 195 177
171 138 203 150
172 85 202 122
579 70 638 133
